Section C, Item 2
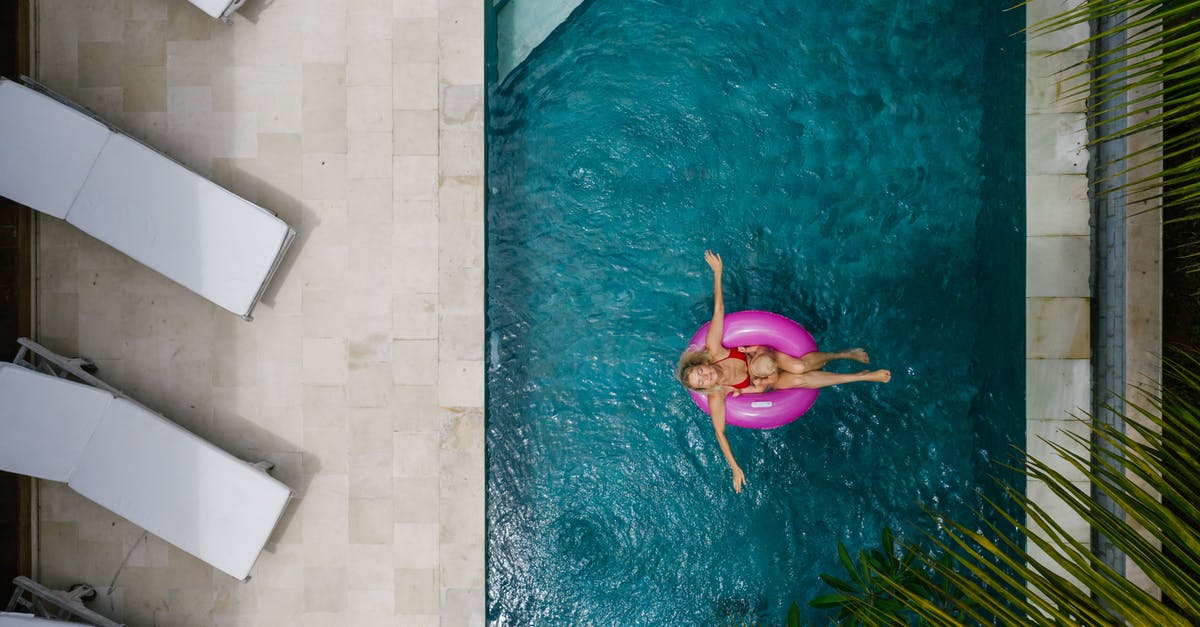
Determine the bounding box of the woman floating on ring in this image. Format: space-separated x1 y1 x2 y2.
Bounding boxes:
676 251 891 493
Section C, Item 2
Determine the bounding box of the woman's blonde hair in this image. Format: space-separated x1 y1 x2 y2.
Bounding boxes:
676 350 716 392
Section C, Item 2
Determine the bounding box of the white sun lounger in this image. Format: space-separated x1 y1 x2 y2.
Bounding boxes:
0 339 293 581
189 0 249 21
0 77 295 320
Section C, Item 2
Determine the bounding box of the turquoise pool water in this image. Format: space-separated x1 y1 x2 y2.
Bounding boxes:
486 0 1024 623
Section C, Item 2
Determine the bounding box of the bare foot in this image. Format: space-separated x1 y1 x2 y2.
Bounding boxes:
846 348 870 364
860 369 891 383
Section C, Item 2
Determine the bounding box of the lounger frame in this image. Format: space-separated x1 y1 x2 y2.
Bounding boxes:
7 338 294 581
6 77 296 320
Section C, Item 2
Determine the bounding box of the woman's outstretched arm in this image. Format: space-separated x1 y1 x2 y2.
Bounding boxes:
708 393 747 493
703 250 726 356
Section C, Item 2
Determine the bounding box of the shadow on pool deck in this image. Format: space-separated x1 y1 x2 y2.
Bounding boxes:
0 0 32 606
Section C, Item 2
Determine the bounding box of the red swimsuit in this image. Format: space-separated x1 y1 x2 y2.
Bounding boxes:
713 347 752 389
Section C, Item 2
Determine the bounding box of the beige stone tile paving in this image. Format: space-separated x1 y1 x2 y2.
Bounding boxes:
28 0 483 624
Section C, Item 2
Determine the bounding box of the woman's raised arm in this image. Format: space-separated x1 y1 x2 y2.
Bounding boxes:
703 250 726 356
708 393 747 493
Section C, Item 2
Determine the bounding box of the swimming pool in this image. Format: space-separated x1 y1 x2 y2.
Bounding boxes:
486 0 1024 622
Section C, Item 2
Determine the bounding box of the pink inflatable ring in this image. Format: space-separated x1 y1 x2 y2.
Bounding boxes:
687 310 819 429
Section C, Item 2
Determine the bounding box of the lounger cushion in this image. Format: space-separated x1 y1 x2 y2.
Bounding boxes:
67 134 293 317
68 398 292 580
0 363 112 482
0 79 110 219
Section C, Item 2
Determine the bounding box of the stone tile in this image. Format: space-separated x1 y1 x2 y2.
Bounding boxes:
393 155 439 201
1026 359 1091 420
212 66 256 112
350 498 393 544
350 462 394 499
122 65 167 112
1026 113 1088 175
348 544 397 590
394 0 438 18
1026 478 1090 545
392 339 438 385
439 35 482 85
392 386 440 432
349 37 394 87
1027 175 1089 236
77 0 124 42
393 478 440 523
438 176 482 224
1027 297 1090 359
394 109 439 155
304 565 348 612
302 287 348 338
166 40 211 87
1026 236 1089 297
441 588 484 627
1026 0 1090 53
1026 49 1088 114
439 5 483 39
1026 418 1090 483
211 111 259 158
349 132 395 178
394 523 439 568
75 86 124 121
303 63 348 109
303 0 348 64
210 13 256 66
440 543 484 590
394 62 439 110
303 154 349 199
78 42 124 88
167 1 213 40
394 293 438 340
167 85 213 135
395 568 440 614
394 18 439 63
393 432 439 477
348 178 394 225
439 310 483 361
348 589 395 615
303 338 348 385
348 314 396 360
349 85 394 132
304 107 351 154
256 80 303 133
438 264 483 312
442 84 482 125
348 363 394 408
349 407 394 466
122 19 167 65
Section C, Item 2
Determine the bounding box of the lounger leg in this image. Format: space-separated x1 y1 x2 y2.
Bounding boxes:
66 357 98 374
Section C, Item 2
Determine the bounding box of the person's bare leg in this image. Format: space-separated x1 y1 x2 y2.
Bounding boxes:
775 368 891 389
774 348 870 374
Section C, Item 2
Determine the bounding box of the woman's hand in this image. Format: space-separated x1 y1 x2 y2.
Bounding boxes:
732 465 747 493
704 250 722 275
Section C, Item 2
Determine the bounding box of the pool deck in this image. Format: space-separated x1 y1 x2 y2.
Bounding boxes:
29 0 484 624
20 0 1157 624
